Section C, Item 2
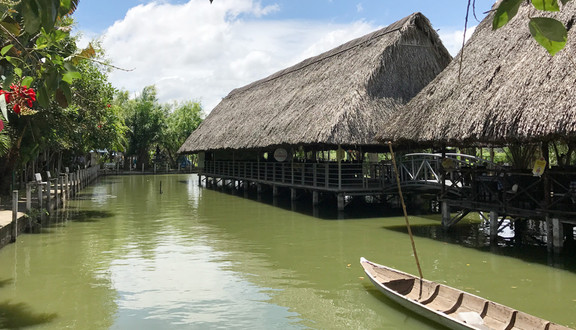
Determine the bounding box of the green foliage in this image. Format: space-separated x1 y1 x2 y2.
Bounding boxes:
493 0 571 55
532 0 560 11
0 0 87 109
161 101 203 166
123 86 165 167
492 0 523 29
117 86 204 168
529 17 567 55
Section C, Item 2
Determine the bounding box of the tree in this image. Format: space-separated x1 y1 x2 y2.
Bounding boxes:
160 101 203 167
123 86 164 169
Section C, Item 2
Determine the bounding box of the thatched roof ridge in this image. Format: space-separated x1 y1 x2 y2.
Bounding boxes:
378 1 576 147
179 12 451 153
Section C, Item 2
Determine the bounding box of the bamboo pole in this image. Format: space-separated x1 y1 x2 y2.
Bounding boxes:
388 142 423 280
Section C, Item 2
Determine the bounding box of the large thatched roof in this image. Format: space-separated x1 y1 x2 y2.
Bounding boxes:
378 1 576 147
179 12 451 153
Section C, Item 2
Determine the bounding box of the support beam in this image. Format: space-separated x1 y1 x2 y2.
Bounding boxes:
337 193 345 211
291 188 297 201
273 185 279 197
547 217 563 254
312 191 319 206
490 211 498 242
441 201 450 227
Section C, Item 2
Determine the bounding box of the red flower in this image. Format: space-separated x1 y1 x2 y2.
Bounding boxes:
0 119 3 132
13 103 21 114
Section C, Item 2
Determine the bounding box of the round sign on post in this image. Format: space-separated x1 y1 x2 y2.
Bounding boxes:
274 148 288 162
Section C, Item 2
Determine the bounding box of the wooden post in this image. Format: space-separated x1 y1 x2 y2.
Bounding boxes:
65 173 69 200
26 182 32 212
337 193 345 211
12 190 18 242
273 185 279 197
55 176 60 208
325 163 329 188
313 191 319 206
46 179 51 211
313 163 317 187
37 181 43 210
490 211 499 242
552 218 563 254
441 201 450 227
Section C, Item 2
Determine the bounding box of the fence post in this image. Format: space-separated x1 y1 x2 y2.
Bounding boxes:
26 182 32 212
55 175 60 207
12 190 18 242
46 178 51 211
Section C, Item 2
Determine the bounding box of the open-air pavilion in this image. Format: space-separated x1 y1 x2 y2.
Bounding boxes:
378 1 576 252
178 12 452 210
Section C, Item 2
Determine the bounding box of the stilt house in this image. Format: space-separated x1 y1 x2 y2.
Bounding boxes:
378 1 576 251
179 12 452 210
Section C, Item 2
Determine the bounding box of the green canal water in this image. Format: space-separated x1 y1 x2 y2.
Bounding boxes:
0 174 575 329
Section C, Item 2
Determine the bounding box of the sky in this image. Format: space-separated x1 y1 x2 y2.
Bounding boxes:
72 0 496 113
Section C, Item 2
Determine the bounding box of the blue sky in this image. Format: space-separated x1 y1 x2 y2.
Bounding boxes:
72 0 496 112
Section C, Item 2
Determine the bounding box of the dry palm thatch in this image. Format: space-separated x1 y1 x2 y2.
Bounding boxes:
178 13 451 154
378 1 576 148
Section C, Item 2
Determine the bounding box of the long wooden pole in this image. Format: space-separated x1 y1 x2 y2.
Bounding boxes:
388 142 423 279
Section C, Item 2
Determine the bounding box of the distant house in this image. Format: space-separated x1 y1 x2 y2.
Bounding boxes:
179 12 451 210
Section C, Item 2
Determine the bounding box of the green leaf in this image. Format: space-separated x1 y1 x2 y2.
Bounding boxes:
35 34 50 50
38 0 59 32
20 0 42 34
531 0 560 11
14 67 22 77
62 71 81 84
0 45 13 56
37 84 50 108
529 17 568 55
0 17 22 36
493 0 523 29
21 76 34 88
3 73 15 87
59 0 72 16
0 95 8 123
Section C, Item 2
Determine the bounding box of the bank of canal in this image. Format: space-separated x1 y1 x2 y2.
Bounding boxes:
0 174 574 329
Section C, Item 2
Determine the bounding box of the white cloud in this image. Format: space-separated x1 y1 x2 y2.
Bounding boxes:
99 0 376 113
438 25 477 57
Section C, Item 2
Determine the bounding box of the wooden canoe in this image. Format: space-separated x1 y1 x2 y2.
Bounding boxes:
360 258 571 330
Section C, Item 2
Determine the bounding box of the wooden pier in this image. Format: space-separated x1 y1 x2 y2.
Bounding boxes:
0 166 100 249
200 160 390 210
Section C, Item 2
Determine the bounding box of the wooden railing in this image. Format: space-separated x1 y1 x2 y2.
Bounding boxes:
202 161 390 191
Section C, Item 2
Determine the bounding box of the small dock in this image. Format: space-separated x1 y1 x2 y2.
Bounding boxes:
0 166 100 250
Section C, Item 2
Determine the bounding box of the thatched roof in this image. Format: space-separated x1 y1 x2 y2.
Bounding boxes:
378 1 576 148
179 13 451 153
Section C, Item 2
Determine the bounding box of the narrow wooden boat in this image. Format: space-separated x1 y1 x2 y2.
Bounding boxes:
360 258 571 330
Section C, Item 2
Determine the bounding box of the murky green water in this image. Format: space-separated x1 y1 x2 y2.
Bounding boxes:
0 174 574 329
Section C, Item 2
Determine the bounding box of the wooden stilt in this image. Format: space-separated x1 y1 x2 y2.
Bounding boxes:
490 211 498 242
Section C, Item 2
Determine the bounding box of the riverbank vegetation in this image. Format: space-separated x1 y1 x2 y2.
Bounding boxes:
0 0 204 195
